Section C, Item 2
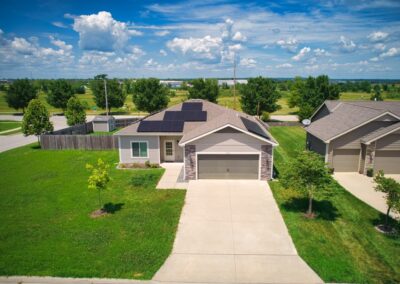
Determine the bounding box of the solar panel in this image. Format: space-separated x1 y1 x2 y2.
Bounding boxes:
164 111 207 121
137 120 184 132
240 117 269 138
182 102 203 111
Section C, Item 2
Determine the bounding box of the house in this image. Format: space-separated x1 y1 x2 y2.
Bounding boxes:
92 115 116 132
114 99 278 180
306 100 400 174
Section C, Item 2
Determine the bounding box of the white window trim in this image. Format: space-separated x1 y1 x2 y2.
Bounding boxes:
130 140 149 159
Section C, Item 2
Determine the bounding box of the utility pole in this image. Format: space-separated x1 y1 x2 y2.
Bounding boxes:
233 53 237 110
103 79 109 116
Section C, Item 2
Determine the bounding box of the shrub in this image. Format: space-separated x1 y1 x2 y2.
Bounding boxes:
261 112 270 122
367 168 374 177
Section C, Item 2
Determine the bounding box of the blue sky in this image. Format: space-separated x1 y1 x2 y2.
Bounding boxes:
0 0 400 79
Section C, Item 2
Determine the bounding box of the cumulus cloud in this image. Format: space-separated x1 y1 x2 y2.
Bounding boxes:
373 43 386 51
276 63 293 68
72 11 141 52
339 36 357 52
292 47 311 61
232 31 246 42
370 47 399 61
367 31 389 42
276 38 298 53
313 48 329 56
240 58 256 67
160 49 167 56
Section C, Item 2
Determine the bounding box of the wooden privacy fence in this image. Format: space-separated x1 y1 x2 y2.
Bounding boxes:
40 135 118 150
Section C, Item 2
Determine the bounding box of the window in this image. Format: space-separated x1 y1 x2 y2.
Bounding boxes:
131 141 148 158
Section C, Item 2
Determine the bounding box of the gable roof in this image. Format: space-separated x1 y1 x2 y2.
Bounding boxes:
115 99 277 146
306 101 400 142
361 121 400 144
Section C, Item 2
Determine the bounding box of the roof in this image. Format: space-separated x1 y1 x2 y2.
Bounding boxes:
115 99 277 146
306 101 400 142
93 115 115 122
361 121 400 144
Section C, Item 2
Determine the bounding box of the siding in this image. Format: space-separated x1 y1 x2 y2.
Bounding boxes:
93 121 109 132
307 133 326 156
160 136 184 162
376 133 400 150
119 135 160 164
194 132 264 152
312 105 330 122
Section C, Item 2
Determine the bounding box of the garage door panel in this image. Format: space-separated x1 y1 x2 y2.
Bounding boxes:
333 149 360 172
198 154 259 179
374 151 400 174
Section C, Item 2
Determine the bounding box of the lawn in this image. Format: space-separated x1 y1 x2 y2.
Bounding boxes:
268 126 400 284
0 120 21 133
0 145 186 279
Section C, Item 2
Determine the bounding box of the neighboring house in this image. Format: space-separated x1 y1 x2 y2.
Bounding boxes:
306 100 400 174
114 99 278 180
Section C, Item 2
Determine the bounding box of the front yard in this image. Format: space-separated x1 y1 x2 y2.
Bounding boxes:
0 120 21 135
269 126 400 284
0 145 185 279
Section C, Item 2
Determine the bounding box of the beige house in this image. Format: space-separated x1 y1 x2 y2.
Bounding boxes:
306 101 400 174
115 99 278 180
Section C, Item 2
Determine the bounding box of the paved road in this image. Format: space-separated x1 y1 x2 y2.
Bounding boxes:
270 115 298 122
153 180 322 283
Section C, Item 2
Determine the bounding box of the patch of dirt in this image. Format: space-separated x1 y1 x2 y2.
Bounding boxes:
375 224 398 235
90 208 109 218
303 212 317 219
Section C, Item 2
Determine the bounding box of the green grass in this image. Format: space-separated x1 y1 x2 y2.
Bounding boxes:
0 145 186 279
268 126 400 283
0 120 21 132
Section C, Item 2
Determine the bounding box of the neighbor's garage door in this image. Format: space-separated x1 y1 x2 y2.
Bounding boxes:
333 149 360 172
198 154 259 179
374 151 400 174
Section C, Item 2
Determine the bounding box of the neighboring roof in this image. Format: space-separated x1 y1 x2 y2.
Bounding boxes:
306 101 400 142
93 115 115 122
115 99 277 146
361 121 400 144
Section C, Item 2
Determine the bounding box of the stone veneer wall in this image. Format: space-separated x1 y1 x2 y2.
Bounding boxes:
261 145 273 180
363 141 376 174
185 145 196 180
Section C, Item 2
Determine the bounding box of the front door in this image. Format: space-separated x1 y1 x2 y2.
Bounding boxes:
164 140 175 161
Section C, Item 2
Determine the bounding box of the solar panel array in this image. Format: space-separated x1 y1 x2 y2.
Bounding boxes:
182 102 203 111
164 111 207 121
240 117 269 139
137 120 184 132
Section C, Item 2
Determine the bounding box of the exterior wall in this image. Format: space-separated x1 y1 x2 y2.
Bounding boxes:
184 145 196 180
376 132 400 150
306 132 326 156
160 136 184 162
359 144 366 174
312 105 330 122
118 135 160 164
363 142 377 174
260 145 273 180
93 121 109 132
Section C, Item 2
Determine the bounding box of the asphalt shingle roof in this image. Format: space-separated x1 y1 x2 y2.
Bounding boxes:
360 121 400 144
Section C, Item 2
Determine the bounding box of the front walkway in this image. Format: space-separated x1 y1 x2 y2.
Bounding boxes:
153 180 322 283
156 163 188 189
334 172 400 219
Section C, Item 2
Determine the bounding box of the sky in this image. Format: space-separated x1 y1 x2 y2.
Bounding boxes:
0 0 400 79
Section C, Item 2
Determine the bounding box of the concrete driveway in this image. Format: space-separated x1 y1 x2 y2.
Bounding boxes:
334 173 400 219
153 180 322 283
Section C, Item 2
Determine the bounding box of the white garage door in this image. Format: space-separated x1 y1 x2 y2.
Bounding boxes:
333 149 360 172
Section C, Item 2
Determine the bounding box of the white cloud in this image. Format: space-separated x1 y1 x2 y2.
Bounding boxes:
72 11 140 52
145 58 158 67
367 31 389 42
10 37 37 55
276 38 298 53
339 35 356 52
240 58 256 67
373 43 386 51
160 49 167 56
52 21 69 29
232 31 246 42
380 47 399 58
154 30 170 36
313 48 329 56
292 47 311 61
276 63 293 68
167 35 223 61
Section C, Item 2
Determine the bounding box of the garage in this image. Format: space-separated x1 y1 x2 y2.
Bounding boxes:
197 154 259 179
374 151 400 174
333 149 360 172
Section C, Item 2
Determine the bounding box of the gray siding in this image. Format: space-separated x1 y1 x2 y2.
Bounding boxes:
307 133 326 156
160 136 184 162
93 121 109 132
312 105 330 122
376 132 400 150
119 135 160 164
194 132 264 152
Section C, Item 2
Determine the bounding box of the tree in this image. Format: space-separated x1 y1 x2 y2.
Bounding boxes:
86 159 111 210
373 171 400 231
240 76 281 116
65 97 86 126
288 77 304 108
90 74 126 113
46 79 75 111
22 99 53 144
281 150 331 218
132 78 170 113
6 79 38 112
188 78 219 103
370 84 383 101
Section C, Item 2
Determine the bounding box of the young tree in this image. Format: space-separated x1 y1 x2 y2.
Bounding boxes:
90 74 126 113
46 79 75 111
373 171 400 230
65 97 86 126
370 84 383 101
281 150 331 218
22 99 53 144
6 79 38 112
240 76 281 116
86 159 111 210
132 78 170 113
188 78 219 103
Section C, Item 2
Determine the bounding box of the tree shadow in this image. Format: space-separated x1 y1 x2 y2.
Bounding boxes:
30 143 41 150
103 202 124 214
371 214 399 238
273 165 280 178
282 197 340 221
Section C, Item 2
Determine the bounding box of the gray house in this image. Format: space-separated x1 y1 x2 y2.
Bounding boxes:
115 99 278 180
306 101 400 174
